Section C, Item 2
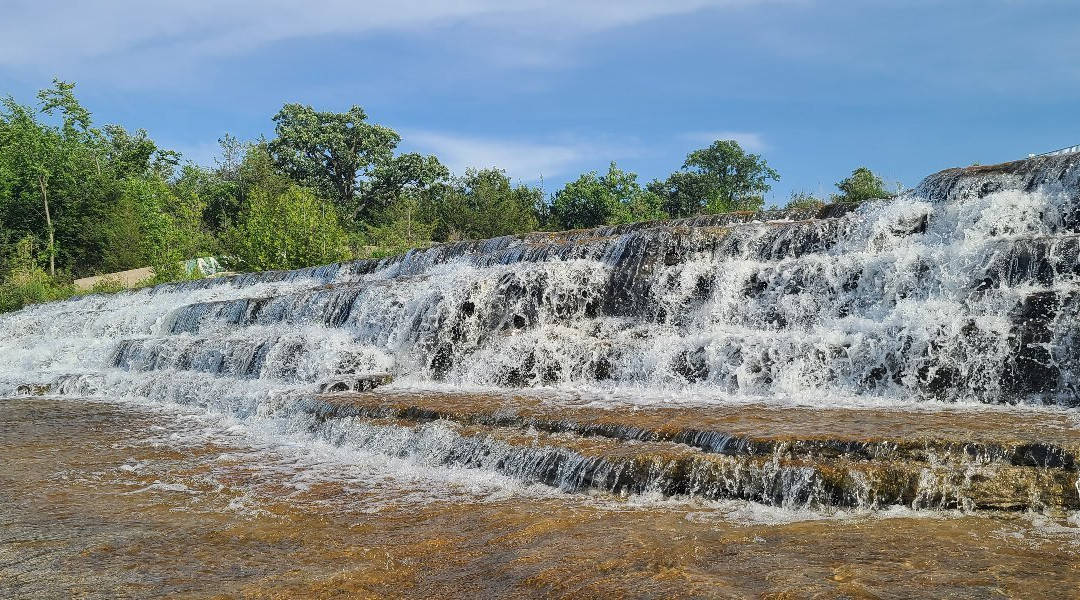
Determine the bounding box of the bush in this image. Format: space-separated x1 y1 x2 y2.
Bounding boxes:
785 191 826 210
81 276 127 295
226 184 352 271
0 271 75 313
363 197 434 257
0 237 75 313
833 167 890 205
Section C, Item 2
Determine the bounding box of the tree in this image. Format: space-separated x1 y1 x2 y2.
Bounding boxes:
101 124 179 181
0 95 64 275
551 162 666 230
648 140 779 217
122 177 189 282
174 136 265 236
832 167 889 204
364 196 435 257
0 80 202 281
0 80 109 277
0 236 73 313
226 184 351 272
97 175 211 280
647 170 713 219
361 152 450 215
267 104 399 219
434 168 541 241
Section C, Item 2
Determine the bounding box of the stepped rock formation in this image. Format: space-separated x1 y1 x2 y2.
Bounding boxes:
2 153 1080 511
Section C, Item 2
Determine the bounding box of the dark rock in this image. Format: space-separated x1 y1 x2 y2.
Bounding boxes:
318 373 394 394
16 384 50 396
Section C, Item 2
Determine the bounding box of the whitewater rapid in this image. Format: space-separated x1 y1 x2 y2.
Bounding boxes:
3 155 1079 409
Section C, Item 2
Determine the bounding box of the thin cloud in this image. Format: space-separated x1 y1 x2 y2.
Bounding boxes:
401 130 641 183
680 131 769 152
0 1 791 71
164 129 643 183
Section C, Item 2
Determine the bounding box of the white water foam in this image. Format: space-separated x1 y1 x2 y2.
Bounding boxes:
2 155 1080 512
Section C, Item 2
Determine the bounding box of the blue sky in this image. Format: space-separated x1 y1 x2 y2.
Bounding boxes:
2 0 1078 205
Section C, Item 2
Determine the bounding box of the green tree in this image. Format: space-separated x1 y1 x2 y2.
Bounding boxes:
0 94 66 275
0 236 74 313
128 177 188 282
226 184 351 271
174 163 233 236
0 80 117 278
434 168 541 241
364 196 435 257
267 104 399 219
202 133 253 233
0 80 212 303
98 181 146 272
832 167 889 204
98 175 210 281
101 125 179 181
648 140 779 217
176 139 299 240
361 152 450 217
551 162 666 230
0 80 191 280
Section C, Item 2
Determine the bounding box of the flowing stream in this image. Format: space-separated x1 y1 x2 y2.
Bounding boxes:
3 155 1080 596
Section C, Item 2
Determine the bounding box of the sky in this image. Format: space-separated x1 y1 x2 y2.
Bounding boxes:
1 0 1078 205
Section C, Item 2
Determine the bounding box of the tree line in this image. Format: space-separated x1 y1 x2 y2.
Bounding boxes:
0 80 891 312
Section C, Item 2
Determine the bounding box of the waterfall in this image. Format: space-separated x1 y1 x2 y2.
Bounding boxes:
2 154 1079 510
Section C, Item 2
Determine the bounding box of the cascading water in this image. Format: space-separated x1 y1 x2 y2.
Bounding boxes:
3 154 1080 511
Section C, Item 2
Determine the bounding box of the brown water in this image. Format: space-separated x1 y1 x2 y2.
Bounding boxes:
3 396 1080 599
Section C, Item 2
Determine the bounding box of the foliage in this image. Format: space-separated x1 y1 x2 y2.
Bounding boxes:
120 175 210 283
648 140 779 217
4 79 891 313
0 236 74 313
0 270 74 313
832 167 889 205
433 168 541 241
226 184 352 271
268 104 399 218
550 162 666 230
101 124 180 181
363 196 435 257
361 151 450 218
785 191 826 210
0 90 67 275
0 80 199 282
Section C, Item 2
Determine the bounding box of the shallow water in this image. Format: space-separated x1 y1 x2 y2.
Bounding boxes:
3 396 1080 599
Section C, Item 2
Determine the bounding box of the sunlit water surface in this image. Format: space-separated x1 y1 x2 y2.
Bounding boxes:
3 395 1080 599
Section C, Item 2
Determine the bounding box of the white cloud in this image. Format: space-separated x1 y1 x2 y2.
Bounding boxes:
0 1 790 72
680 131 769 152
401 130 640 182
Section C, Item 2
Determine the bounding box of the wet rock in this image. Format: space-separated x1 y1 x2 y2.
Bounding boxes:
16 384 50 396
673 348 709 383
318 374 394 394
1001 291 1059 397
429 343 455 379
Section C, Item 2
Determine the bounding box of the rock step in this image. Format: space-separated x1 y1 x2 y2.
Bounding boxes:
307 395 1080 511
307 392 1080 471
